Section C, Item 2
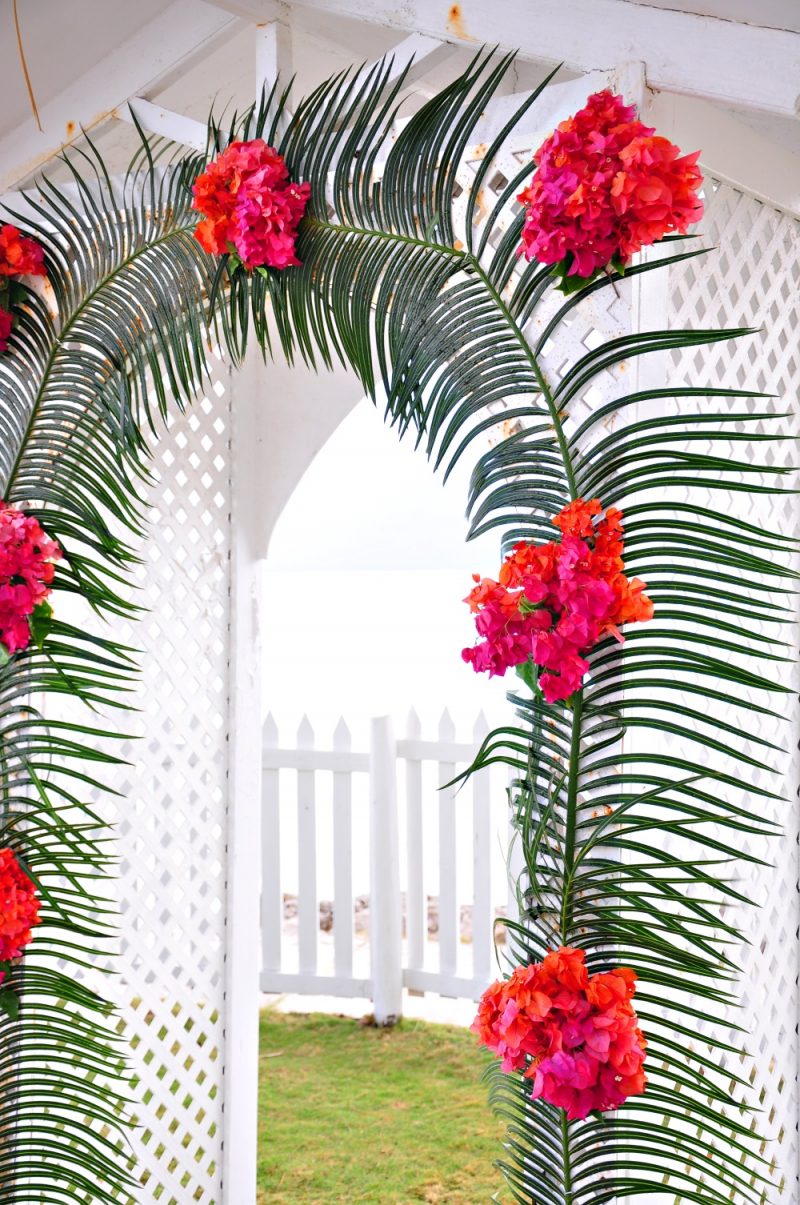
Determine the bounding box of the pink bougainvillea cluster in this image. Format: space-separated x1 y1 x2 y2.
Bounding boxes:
192 139 311 270
0 224 47 352
518 89 704 283
0 502 61 659
473 946 646 1120
462 498 652 703
0 848 40 981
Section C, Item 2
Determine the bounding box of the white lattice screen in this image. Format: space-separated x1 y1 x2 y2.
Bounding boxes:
662 181 800 1196
99 351 233 1203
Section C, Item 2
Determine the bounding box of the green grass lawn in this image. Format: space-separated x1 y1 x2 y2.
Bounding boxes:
258 1009 509 1204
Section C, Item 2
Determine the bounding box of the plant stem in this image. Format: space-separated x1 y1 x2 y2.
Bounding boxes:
471 260 579 502
559 690 584 943
560 1112 574 1204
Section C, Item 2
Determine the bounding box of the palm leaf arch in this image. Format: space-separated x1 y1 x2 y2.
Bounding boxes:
0 47 793 1203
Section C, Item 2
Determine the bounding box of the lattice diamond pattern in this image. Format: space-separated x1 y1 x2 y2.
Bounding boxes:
99 354 232 1204
662 182 800 1196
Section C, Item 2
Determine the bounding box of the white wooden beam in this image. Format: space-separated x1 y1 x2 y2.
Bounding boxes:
356 32 457 89
0 0 240 191
255 20 293 96
122 99 209 152
646 90 800 218
203 0 286 18
284 0 800 117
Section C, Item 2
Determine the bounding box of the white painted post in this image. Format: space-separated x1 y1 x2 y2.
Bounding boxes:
369 715 402 1024
223 344 268 1203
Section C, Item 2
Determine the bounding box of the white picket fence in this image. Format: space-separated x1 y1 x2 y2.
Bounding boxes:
260 710 518 1019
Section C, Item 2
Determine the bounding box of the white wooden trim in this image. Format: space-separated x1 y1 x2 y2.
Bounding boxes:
287 0 800 115
223 346 268 1205
0 0 239 191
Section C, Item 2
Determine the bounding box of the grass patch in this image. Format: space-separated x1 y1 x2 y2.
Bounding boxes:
258 1009 508 1204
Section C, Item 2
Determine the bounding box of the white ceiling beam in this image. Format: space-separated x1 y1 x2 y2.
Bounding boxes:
203 0 287 18
356 33 457 89
284 0 800 117
0 0 241 192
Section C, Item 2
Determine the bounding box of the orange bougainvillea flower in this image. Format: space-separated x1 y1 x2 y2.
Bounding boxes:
0 307 12 352
462 498 652 702
0 224 46 278
0 501 61 657
472 946 647 1120
192 139 310 270
0 848 41 973
517 90 703 283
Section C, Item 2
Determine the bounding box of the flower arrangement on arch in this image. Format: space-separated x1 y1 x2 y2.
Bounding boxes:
0 847 41 1002
192 139 311 271
0 502 61 663
462 498 652 703
473 946 646 1120
0 224 47 352
518 89 704 290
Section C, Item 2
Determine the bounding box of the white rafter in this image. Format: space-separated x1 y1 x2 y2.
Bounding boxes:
0 0 241 191
122 99 209 152
203 0 287 18
279 0 800 117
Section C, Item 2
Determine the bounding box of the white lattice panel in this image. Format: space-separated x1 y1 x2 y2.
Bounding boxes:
101 353 233 1203
661 182 800 1198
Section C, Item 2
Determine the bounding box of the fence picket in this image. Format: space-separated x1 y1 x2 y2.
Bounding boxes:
261 713 282 974
471 711 492 984
332 717 354 980
405 708 424 973
437 709 458 981
370 716 402 1023
297 715 318 976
